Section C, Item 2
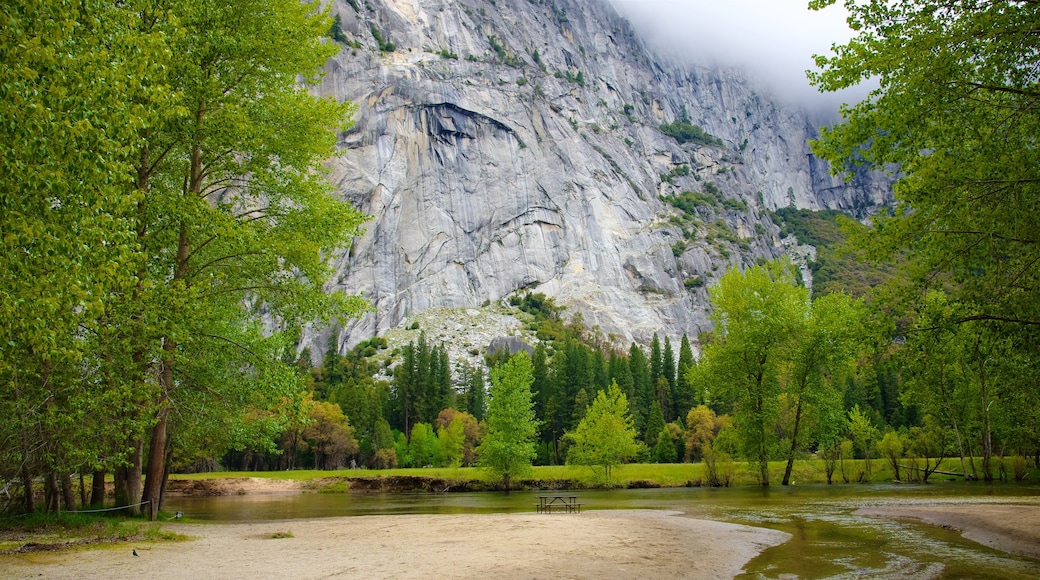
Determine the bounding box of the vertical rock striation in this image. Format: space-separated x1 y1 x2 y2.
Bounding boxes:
309 0 889 354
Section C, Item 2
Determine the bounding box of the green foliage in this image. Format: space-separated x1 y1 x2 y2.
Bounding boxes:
478 353 538 489
1 0 370 517
772 207 898 298
560 69 585 86
509 292 561 323
684 276 705 290
643 402 666 448
328 13 347 43
653 423 682 463
566 382 643 483
810 0 1040 470
692 260 809 485
370 25 395 52
663 190 718 214
487 35 523 67
659 119 723 147
660 164 690 184
437 48 459 60
408 423 436 467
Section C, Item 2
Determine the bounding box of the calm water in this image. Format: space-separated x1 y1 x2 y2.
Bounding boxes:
166 481 1040 579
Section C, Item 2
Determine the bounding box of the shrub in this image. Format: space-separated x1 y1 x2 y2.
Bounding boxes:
659 119 723 147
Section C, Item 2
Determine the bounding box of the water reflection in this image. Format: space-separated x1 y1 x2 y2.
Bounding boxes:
165 482 1040 579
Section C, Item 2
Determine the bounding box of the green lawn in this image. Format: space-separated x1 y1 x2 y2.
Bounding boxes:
168 456 1031 488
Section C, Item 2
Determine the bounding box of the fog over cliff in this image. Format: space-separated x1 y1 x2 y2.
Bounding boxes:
608 0 862 110
305 0 889 360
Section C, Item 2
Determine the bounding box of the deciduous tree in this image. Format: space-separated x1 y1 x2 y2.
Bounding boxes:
693 261 807 485
477 353 538 490
566 381 643 483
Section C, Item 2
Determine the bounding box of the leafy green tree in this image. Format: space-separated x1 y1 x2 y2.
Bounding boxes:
653 423 682 463
694 261 808 485
137 0 367 520
460 361 488 422
810 0 1040 331
649 334 663 398
902 291 980 479
905 415 951 482
477 353 538 490
662 337 677 418
780 292 864 485
372 419 396 458
304 401 359 470
848 405 879 481
434 418 465 467
408 423 436 468
811 0 1040 468
0 0 170 514
877 431 906 482
573 388 590 425
566 381 643 483
435 408 481 466
684 405 730 462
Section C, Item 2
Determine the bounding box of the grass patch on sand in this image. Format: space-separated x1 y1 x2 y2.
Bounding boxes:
0 512 189 555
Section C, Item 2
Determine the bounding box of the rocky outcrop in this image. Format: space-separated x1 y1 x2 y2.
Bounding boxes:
307 0 890 356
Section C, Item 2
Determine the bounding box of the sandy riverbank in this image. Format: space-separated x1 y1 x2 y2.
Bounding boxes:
1 510 789 580
857 503 1040 560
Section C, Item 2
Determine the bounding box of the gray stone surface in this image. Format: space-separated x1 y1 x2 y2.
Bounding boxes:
306 0 890 357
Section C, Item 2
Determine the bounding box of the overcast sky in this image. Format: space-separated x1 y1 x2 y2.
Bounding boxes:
607 0 865 109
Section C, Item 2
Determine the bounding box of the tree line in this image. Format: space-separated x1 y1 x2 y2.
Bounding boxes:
4 0 1038 515
1 0 367 519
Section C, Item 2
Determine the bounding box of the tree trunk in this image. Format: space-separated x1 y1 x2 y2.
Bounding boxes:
113 465 128 510
947 404 970 479
21 463 35 514
91 469 106 507
159 440 174 512
127 438 143 516
78 471 87 509
980 367 993 481
142 404 169 521
44 471 59 514
756 394 769 486
759 446 770 486
782 396 805 486
60 472 76 512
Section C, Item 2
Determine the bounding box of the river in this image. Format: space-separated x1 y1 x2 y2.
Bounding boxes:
166 481 1040 579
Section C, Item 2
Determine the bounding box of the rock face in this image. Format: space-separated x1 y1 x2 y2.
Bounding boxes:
310 0 889 355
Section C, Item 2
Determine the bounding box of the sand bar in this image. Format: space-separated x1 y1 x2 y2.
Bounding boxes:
1 510 789 579
858 503 1040 560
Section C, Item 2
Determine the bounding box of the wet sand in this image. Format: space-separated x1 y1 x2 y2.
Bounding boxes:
858 503 1040 560
1 510 790 579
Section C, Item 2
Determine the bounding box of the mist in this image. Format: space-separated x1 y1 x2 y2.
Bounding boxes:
607 0 868 112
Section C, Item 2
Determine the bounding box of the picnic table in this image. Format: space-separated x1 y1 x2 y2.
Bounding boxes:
536 495 582 513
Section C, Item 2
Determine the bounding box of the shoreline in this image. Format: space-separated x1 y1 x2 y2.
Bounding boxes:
1 510 789 580
857 503 1040 560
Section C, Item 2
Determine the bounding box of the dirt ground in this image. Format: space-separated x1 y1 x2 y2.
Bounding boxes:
1 510 789 579
857 503 1040 560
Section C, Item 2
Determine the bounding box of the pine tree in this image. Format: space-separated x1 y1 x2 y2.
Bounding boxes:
676 335 696 415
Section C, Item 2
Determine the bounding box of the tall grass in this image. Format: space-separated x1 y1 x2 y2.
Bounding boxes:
170 457 1037 488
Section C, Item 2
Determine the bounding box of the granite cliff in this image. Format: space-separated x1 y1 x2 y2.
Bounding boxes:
308 0 889 357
